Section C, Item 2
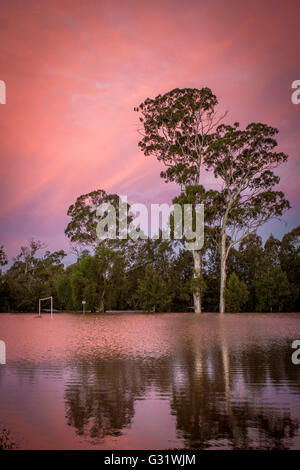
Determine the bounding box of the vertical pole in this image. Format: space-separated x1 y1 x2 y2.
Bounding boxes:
51 296 53 319
39 299 41 317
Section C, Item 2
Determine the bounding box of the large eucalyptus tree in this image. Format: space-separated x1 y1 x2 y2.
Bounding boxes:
205 122 290 313
135 87 225 312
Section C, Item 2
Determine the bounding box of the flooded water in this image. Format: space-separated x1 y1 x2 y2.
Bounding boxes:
0 312 300 450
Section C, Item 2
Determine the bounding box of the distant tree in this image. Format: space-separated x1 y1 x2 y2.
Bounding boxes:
280 226 300 277
120 237 191 312
255 266 291 313
233 234 265 312
254 235 292 312
168 248 193 312
65 189 135 311
137 264 171 312
56 270 74 311
264 234 281 266
70 245 125 312
2 244 65 312
205 122 290 313
15 238 45 274
225 272 248 313
279 226 300 310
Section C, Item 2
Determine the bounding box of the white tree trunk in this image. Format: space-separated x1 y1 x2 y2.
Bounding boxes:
193 250 202 313
219 230 227 314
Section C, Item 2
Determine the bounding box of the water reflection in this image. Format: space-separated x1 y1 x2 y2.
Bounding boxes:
0 313 299 449
64 357 174 442
170 335 299 449
65 361 142 439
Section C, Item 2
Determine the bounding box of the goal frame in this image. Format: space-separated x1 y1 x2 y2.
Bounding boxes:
39 296 53 319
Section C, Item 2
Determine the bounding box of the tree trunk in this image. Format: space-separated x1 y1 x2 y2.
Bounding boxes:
99 289 105 313
99 273 106 313
219 230 227 314
193 250 202 313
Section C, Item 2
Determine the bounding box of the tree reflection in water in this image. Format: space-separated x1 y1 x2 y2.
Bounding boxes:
64 337 300 449
64 357 173 441
171 336 299 449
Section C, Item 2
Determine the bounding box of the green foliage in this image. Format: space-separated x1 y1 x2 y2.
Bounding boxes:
205 122 290 234
225 273 248 313
204 121 290 312
231 234 265 311
65 189 131 247
0 240 66 312
0 92 298 315
279 226 300 310
56 272 73 310
252 237 292 313
0 245 8 267
136 264 171 312
135 87 218 187
255 266 291 313
1 226 300 314
135 88 223 313
67 245 126 312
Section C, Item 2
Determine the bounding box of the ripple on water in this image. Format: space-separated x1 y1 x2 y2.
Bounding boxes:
0 312 299 449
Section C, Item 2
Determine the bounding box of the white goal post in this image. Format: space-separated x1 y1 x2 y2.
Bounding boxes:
39 296 53 319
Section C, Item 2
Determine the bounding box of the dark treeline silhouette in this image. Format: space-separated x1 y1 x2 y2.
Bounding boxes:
0 224 299 313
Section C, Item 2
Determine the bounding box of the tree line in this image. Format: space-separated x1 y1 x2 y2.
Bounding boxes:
0 224 299 313
0 87 298 313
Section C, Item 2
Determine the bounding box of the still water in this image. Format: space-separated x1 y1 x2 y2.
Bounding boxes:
0 312 300 450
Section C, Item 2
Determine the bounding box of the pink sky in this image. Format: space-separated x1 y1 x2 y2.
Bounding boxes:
0 0 299 260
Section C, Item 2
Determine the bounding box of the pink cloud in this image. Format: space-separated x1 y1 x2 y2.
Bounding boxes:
0 0 299 258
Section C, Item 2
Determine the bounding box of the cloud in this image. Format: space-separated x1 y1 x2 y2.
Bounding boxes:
0 0 299 258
